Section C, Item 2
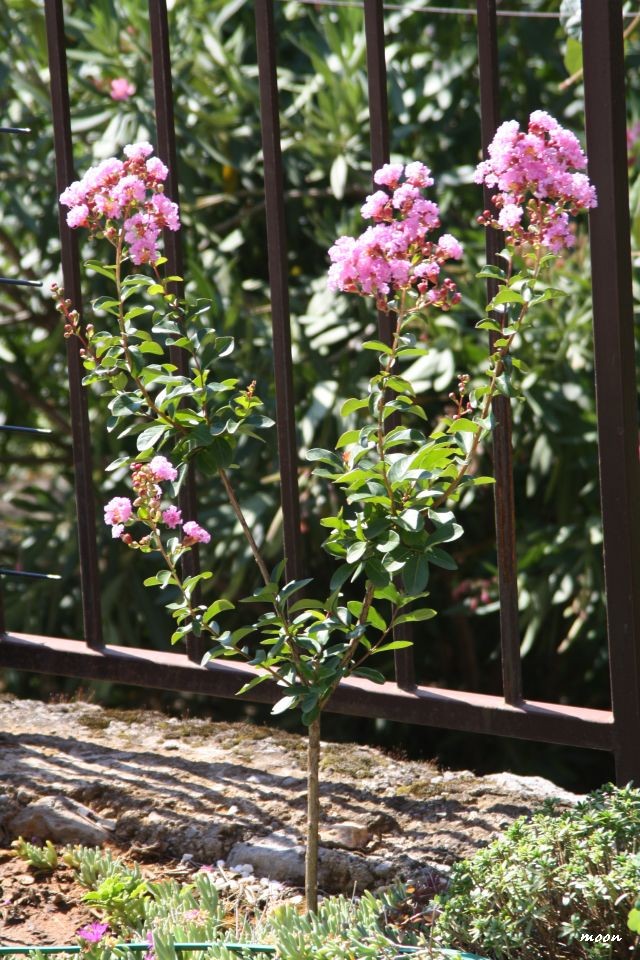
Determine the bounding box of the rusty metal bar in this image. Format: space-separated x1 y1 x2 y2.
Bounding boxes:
363 0 415 690
255 0 304 582
148 0 204 663
43 0 103 649
582 0 640 786
476 0 522 705
0 631 614 751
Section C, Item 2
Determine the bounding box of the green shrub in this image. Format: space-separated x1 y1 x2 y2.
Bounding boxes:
433 783 640 959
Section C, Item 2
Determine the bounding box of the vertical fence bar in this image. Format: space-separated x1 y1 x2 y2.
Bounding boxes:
255 0 303 582
476 0 522 704
148 0 204 663
582 0 640 786
45 0 103 649
364 0 415 690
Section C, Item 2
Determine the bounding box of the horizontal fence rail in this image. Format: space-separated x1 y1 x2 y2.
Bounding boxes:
1 0 638 784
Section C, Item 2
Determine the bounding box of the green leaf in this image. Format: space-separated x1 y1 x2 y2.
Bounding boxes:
564 36 583 75
449 418 480 434
394 608 437 625
364 556 390 588
396 347 428 359
136 424 169 452
138 341 165 356
362 339 393 355
237 674 271 696
346 541 367 564
403 555 430 594
85 259 117 280
271 695 298 715
106 456 130 472
475 319 502 332
373 640 414 652
350 667 386 684
628 908 640 933
203 598 235 623
340 397 368 416
476 265 506 280
427 547 458 570
491 288 524 306
330 564 352 592
278 578 314 602
336 429 361 448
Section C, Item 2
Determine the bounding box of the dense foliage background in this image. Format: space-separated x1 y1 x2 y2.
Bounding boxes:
1 0 637 788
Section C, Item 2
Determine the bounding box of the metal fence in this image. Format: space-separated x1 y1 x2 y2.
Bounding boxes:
1 0 639 784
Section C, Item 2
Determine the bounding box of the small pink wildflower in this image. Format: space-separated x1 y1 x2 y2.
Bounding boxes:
110 77 136 101
162 506 183 529
149 455 178 482
77 921 110 943
104 497 133 527
183 521 211 544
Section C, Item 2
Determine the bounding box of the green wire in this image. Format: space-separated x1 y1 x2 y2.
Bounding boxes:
0 946 273 957
0 945 487 959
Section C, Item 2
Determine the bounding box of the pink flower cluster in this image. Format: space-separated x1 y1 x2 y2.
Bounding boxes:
103 456 210 545
474 111 597 252
328 162 463 311
59 142 180 265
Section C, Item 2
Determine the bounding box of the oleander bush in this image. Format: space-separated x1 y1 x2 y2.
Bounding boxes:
432 783 640 959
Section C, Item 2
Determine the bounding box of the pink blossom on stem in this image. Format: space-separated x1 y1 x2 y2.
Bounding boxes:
146 156 169 182
60 143 181 264
124 141 154 161
404 161 434 188
149 455 178 482
374 163 405 188
162 506 183 529
328 162 462 311
110 77 136 101
104 497 133 527
437 234 464 260
475 112 596 251
361 190 392 221
66 204 90 229
183 521 211 544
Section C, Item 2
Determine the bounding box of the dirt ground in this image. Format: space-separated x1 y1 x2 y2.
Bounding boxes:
0 695 582 946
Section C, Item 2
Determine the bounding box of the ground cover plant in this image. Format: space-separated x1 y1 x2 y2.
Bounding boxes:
432 784 640 959
8 841 445 959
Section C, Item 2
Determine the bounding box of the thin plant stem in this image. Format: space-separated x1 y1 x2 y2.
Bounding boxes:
305 714 321 913
218 468 271 585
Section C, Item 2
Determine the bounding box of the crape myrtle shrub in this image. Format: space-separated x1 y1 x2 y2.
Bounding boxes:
0 0 632 733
